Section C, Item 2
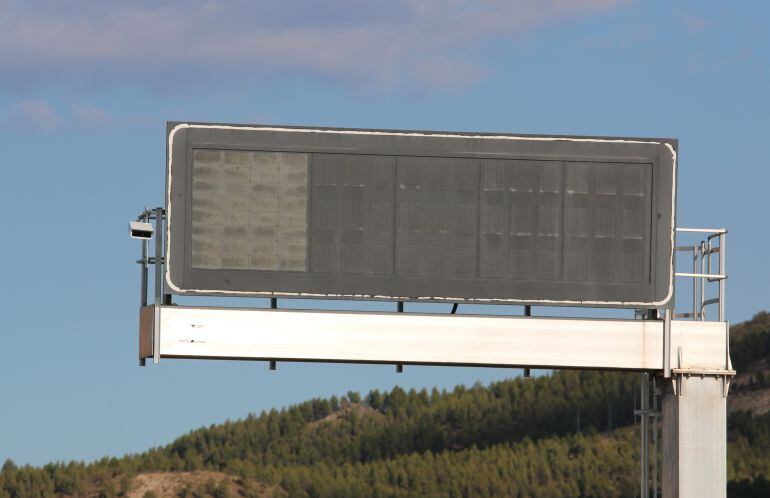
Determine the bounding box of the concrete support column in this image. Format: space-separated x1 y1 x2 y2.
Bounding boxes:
662 374 727 498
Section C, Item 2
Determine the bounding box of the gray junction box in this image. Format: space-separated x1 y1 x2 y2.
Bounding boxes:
166 122 677 307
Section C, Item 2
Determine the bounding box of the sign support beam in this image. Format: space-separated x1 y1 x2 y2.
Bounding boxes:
139 305 729 372
662 371 731 498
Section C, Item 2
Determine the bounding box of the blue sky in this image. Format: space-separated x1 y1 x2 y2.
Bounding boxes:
0 0 768 466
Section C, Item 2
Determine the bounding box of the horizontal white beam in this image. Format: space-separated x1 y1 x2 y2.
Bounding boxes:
140 306 729 371
675 227 727 234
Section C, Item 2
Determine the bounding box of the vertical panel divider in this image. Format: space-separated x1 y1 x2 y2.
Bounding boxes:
475 159 483 280
558 161 567 282
306 154 314 274
391 156 399 279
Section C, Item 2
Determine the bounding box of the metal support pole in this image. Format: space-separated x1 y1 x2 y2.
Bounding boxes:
397 301 404 312
653 377 659 498
692 246 697 321
139 233 148 367
523 305 532 378
153 207 163 364
700 241 706 320
718 233 726 322
663 310 664 379
140 237 148 308
270 297 277 309
662 374 728 498
641 373 650 498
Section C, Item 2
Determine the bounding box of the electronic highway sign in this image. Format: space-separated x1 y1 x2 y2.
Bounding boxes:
165 123 676 307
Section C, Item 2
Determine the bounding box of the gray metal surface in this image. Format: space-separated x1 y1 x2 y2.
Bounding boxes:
166 122 677 307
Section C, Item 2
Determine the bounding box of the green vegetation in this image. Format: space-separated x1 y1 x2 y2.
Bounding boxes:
2 312 769 497
730 311 770 390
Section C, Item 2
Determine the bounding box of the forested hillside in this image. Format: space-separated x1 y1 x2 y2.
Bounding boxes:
730 312 770 388
2 312 769 498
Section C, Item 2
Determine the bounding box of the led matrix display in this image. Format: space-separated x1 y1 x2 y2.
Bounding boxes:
167 123 676 307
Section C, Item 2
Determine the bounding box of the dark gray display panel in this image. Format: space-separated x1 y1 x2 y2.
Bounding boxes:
166 123 676 307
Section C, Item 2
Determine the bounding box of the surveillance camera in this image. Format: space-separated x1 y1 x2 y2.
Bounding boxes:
129 220 154 239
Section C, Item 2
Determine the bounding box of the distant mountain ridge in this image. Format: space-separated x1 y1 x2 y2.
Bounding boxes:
2 312 770 497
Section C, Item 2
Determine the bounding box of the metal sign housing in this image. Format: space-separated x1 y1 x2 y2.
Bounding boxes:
166 122 676 307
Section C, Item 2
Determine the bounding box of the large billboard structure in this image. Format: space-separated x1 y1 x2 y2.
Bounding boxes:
166 123 677 307
133 122 732 497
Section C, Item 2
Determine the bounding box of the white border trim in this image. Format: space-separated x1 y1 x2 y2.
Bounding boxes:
166 123 676 306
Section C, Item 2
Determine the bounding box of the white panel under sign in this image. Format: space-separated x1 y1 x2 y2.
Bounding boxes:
141 306 728 371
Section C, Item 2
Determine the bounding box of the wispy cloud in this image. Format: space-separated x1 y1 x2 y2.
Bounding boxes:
1 99 60 129
677 11 710 35
0 98 119 130
71 103 112 126
0 0 627 93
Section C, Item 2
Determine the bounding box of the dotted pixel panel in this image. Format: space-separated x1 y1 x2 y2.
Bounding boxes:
191 150 308 271
192 150 654 290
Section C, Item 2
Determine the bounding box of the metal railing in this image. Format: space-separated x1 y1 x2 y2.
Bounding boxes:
674 228 727 322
